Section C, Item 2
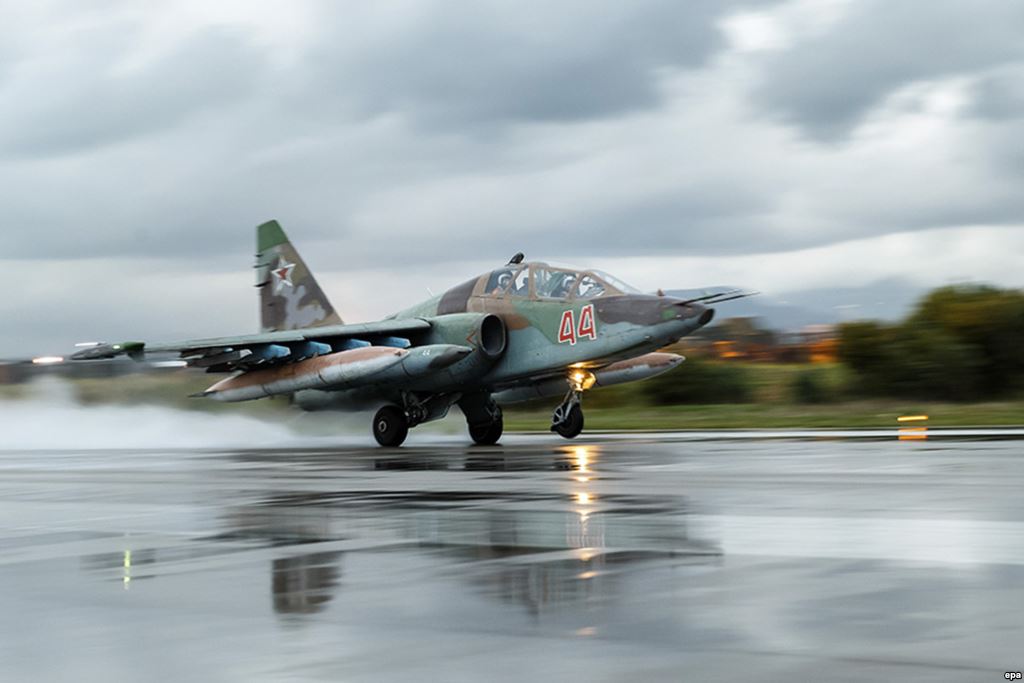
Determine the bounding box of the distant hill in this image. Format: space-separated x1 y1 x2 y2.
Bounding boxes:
668 277 922 332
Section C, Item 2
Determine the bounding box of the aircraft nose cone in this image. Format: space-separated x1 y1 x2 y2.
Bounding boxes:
669 300 713 324
697 306 715 326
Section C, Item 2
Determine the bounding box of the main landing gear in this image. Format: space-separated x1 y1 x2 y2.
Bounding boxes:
372 394 454 447
551 369 595 439
372 405 409 447
457 393 504 446
468 405 503 445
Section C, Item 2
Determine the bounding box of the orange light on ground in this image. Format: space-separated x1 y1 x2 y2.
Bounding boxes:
899 433 928 441
898 415 928 440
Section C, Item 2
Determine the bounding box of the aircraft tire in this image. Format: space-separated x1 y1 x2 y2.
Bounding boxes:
469 411 503 445
554 404 584 439
373 405 409 447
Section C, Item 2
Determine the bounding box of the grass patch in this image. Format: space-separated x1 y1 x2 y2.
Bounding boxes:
503 401 1024 430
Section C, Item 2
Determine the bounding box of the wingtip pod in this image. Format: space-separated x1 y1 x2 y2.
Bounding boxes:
70 341 145 361
593 352 684 387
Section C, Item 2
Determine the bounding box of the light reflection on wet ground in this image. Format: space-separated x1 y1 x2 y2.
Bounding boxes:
0 433 1022 681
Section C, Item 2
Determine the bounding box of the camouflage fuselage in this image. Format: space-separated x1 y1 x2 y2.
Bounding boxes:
295 263 712 409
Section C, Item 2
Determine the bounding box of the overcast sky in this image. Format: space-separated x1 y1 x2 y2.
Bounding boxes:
3 0 1024 355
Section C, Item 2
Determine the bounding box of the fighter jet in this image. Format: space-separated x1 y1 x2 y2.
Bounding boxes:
72 221 749 446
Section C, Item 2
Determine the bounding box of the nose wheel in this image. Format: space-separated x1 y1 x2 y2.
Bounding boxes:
551 390 585 439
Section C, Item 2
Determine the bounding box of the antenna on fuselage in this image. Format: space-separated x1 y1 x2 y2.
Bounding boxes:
507 252 525 265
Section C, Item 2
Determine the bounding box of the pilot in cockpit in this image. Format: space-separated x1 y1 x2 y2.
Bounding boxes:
552 273 576 299
492 270 513 294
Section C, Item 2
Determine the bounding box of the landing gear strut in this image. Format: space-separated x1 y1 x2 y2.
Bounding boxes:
552 370 594 439
551 389 584 439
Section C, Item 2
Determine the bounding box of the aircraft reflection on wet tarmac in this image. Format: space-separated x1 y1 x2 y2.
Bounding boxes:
81 444 720 619
221 445 719 617
9 433 1024 680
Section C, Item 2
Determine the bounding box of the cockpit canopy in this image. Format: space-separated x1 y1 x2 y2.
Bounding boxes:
480 262 640 301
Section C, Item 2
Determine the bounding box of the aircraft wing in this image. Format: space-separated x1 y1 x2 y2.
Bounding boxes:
71 318 432 372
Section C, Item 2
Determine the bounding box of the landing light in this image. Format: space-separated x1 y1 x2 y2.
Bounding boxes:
31 356 64 365
569 369 596 391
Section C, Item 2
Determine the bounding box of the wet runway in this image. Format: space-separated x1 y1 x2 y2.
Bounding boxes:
1 431 1022 681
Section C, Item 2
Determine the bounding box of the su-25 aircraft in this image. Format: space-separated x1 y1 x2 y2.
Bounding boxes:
72 221 750 446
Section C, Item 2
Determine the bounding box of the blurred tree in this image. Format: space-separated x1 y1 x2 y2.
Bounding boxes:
838 284 1023 400
793 370 828 404
909 285 1024 395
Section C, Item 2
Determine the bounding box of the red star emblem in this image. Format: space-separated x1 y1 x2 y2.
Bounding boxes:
272 259 295 291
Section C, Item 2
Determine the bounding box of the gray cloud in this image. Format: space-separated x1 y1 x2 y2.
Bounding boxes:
972 66 1024 120
0 28 266 157
3 1 1024 355
303 0 770 129
749 0 1024 139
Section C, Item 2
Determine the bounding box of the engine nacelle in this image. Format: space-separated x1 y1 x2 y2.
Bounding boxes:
409 313 507 389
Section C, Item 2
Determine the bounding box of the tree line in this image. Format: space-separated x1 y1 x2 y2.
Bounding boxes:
837 285 1024 400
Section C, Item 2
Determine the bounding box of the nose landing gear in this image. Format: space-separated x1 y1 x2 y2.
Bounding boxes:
551 369 595 439
552 391 584 439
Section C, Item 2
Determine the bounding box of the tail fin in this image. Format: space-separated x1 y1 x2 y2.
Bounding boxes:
255 220 343 332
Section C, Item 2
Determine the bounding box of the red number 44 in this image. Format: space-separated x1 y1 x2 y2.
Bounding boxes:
558 304 598 345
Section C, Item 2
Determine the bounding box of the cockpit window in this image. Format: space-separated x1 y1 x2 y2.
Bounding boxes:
534 266 579 299
573 273 606 299
479 262 638 301
590 269 641 294
484 266 528 297
484 268 515 295
508 267 529 297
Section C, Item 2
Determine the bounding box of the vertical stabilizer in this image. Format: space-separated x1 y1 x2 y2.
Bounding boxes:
255 220 343 332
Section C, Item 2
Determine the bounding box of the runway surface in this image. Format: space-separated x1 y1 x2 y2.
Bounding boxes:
1 431 1022 682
